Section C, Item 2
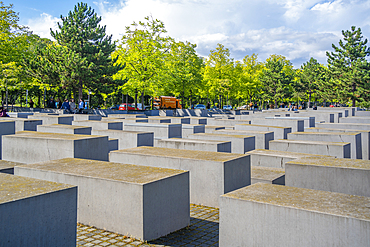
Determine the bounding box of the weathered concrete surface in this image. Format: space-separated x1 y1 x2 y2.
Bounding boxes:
0 117 42 131
306 127 370 160
110 147 250 207
251 166 285 185
212 129 273 149
269 139 351 158
14 158 189 241
205 125 226 133
102 117 148 123
339 116 370 124
0 173 77 247
72 120 123 130
108 138 119 152
155 138 231 153
92 129 154 149
317 122 370 131
220 183 370 247
182 124 205 138
123 123 182 139
107 113 147 119
235 124 291 139
286 156 370 197
28 115 73 125
37 124 92 135
189 117 207 125
0 120 15 159
0 160 25 174
147 117 172 123
265 116 315 128
251 118 304 132
288 131 362 159
188 133 255 154
72 114 102 121
2 131 109 163
207 118 251 126
8 112 34 118
247 149 331 169
356 111 370 117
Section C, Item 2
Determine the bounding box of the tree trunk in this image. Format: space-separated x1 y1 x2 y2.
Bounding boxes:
141 90 144 110
308 89 312 108
352 83 356 107
126 94 128 110
78 78 83 101
219 95 222 108
134 89 138 109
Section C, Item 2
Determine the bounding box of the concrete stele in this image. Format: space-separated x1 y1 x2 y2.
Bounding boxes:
14 158 189 241
0 173 77 246
92 129 154 149
109 146 250 207
37 124 92 135
235 124 291 139
219 183 370 247
285 156 370 197
0 160 25 174
155 138 231 153
251 166 285 185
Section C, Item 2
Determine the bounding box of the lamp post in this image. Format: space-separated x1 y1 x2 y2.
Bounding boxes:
88 89 91 109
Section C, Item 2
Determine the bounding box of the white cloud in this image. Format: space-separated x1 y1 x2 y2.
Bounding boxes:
26 13 59 40
22 0 370 67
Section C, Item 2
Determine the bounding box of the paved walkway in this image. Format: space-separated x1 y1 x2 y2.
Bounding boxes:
77 204 219 247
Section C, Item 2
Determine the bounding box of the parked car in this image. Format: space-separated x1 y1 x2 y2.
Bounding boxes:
237 105 248 110
118 103 137 110
223 105 232 110
194 104 206 109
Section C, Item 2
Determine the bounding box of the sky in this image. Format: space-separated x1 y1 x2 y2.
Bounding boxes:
6 0 370 68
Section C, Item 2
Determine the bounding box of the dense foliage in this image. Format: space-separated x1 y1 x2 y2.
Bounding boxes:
1 2 369 109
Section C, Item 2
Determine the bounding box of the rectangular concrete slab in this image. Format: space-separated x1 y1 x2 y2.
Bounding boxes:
189 117 207 125
235 124 291 139
339 116 370 124
147 117 171 123
288 131 362 159
246 149 332 169
188 133 255 154
251 166 285 185
72 114 102 121
269 139 351 158
205 125 226 133
0 120 15 159
0 173 77 247
37 124 92 135
109 147 250 207
28 115 73 125
286 156 370 197
155 138 231 153
212 129 274 149
92 129 154 149
0 160 25 174
123 123 182 139
220 183 370 247
72 120 123 130
107 114 147 119
14 158 189 241
2 131 109 163
207 118 251 126
251 118 304 132
182 124 205 138
317 122 370 131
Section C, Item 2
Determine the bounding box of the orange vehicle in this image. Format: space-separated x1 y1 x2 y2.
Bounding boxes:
153 96 182 109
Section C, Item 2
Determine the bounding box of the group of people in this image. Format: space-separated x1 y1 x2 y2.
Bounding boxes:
47 97 86 113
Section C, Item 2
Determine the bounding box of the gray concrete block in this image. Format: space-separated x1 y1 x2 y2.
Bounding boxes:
205 125 226 133
182 124 205 138
0 160 25 174
123 123 182 139
246 149 332 169
0 173 77 246
2 131 109 163
288 131 362 159
339 116 370 124
235 124 291 139
251 166 285 185
212 129 274 149
317 122 370 131
269 139 351 158
356 111 370 117
0 120 15 160
107 113 147 119
252 118 304 132
15 158 189 241
189 117 207 125
8 112 34 118
28 115 73 125
188 133 255 154
207 118 251 126
73 114 102 121
72 120 123 130
109 147 250 207
103 117 148 123
220 183 370 247
147 117 172 123
92 129 154 149
155 138 231 153
108 138 119 152
165 117 191 124
286 156 370 197
306 127 370 160
37 124 92 135
265 116 315 128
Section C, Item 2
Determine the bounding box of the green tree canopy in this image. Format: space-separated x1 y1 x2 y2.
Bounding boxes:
51 2 122 100
326 26 370 107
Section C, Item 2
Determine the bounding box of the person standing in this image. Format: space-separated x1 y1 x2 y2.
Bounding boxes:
47 97 56 108
29 99 34 108
78 99 84 113
69 99 76 113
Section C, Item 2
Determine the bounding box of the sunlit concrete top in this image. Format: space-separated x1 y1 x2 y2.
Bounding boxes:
251 166 284 180
222 183 370 221
247 149 332 158
191 133 254 139
39 124 91 129
160 138 229 144
237 124 288 129
271 139 350 146
10 131 104 140
287 156 370 170
289 131 360 136
0 160 25 170
112 146 246 162
19 158 187 185
0 173 75 204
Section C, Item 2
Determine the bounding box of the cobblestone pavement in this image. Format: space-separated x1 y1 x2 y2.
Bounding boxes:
76 204 219 247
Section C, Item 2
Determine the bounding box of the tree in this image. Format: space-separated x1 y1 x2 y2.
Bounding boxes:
326 26 370 107
163 41 203 107
296 57 324 108
51 2 122 100
260 55 293 108
203 43 235 107
113 16 172 108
